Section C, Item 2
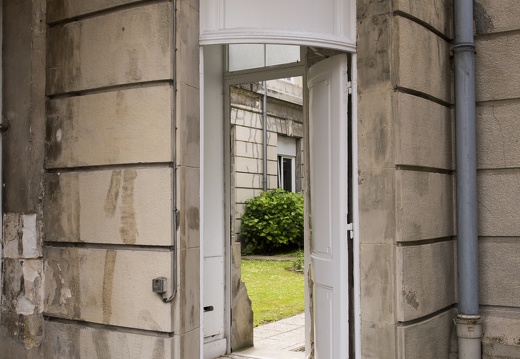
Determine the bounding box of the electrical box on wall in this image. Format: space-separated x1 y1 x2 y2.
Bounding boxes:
152 277 168 294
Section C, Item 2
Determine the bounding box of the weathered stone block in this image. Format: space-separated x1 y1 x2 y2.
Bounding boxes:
396 17 452 103
481 307 520 358
234 125 276 145
235 157 262 174
358 90 394 170
360 244 395 323
477 102 520 170
0 312 43 351
3 213 42 259
173 248 200 335
43 321 173 359
396 93 454 170
176 0 200 89
231 242 254 349
397 240 456 321
356 14 392 94
267 160 278 176
235 173 262 189
0 325 43 359
361 321 396 359
234 142 271 160
182 0 199 12
46 86 173 168
475 33 520 102
268 117 303 138
480 238 520 307
176 82 200 168
397 309 455 359
173 328 200 359
231 109 263 129
47 3 173 94
358 168 396 244
235 188 262 204
44 168 173 246
268 175 278 190
357 0 392 20
474 0 520 36
396 171 455 242
44 247 172 331
394 0 453 38
2 259 44 317
3 0 46 214
478 172 520 237
47 0 144 23
176 166 200 249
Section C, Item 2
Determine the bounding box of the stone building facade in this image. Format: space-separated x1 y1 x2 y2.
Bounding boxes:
0 0 519 358
230 80 303 238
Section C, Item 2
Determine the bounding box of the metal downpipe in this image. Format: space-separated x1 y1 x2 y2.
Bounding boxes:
454 0 481 357
262 80 268 191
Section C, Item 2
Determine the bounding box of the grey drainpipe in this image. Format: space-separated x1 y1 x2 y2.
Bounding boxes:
454 0 482 357
262 81 268 191
0 0 3 323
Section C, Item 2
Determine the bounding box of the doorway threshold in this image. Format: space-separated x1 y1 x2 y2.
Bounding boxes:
224 347 304 359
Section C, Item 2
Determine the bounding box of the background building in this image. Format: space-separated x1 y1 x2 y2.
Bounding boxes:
230 79 304 239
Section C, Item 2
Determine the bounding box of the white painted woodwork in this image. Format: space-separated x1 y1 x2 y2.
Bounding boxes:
307 54 349 358
228 44 300 72
202 45 227 356
278 135 297 157
200 0 356 52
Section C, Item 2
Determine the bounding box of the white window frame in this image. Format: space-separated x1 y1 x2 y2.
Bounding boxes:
278 155 296 192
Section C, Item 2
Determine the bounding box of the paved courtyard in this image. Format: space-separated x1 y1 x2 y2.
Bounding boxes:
219 313 305 359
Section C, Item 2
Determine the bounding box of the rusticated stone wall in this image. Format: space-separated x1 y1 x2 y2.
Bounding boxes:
474 1 520 357
356 0 456 357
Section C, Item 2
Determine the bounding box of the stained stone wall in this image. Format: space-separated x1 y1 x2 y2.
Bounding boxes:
1 0 200 358
43 0 177 357
356 0 456 358
1 1 46 358
474 1 520 357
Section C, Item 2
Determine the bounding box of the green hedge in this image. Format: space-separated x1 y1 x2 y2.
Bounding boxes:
240 189 304 254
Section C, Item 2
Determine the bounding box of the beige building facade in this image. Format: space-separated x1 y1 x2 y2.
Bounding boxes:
0 0 519 358
230 80 304 239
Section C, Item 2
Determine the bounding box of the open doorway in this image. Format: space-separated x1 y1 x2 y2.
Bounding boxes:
230 76 306 355
201 45 355 359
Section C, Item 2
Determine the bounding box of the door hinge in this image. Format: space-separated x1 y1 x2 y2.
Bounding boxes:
346 81 352 95
346 223 354 239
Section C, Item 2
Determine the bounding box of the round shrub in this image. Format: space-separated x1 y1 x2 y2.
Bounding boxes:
240 188 304 254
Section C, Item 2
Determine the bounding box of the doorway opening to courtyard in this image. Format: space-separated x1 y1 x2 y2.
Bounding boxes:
201 43 358 359
230 74 306 354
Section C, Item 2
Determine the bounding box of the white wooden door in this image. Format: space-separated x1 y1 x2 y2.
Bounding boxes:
307 54 349 358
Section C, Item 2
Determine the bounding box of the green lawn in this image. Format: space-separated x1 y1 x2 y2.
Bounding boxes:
241 259 304 327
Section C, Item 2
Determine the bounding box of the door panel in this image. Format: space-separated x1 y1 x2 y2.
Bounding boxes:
307 54 349 358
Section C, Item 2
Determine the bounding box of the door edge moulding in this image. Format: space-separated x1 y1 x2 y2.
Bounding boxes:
200 30 356 53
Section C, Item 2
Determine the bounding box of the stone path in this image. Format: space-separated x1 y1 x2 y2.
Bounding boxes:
218 313 305 359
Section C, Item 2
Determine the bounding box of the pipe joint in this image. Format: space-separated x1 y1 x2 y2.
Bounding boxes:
453 42 475 53
456 315 482 358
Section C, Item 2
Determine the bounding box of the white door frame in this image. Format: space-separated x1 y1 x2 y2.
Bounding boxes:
200 47 360 359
